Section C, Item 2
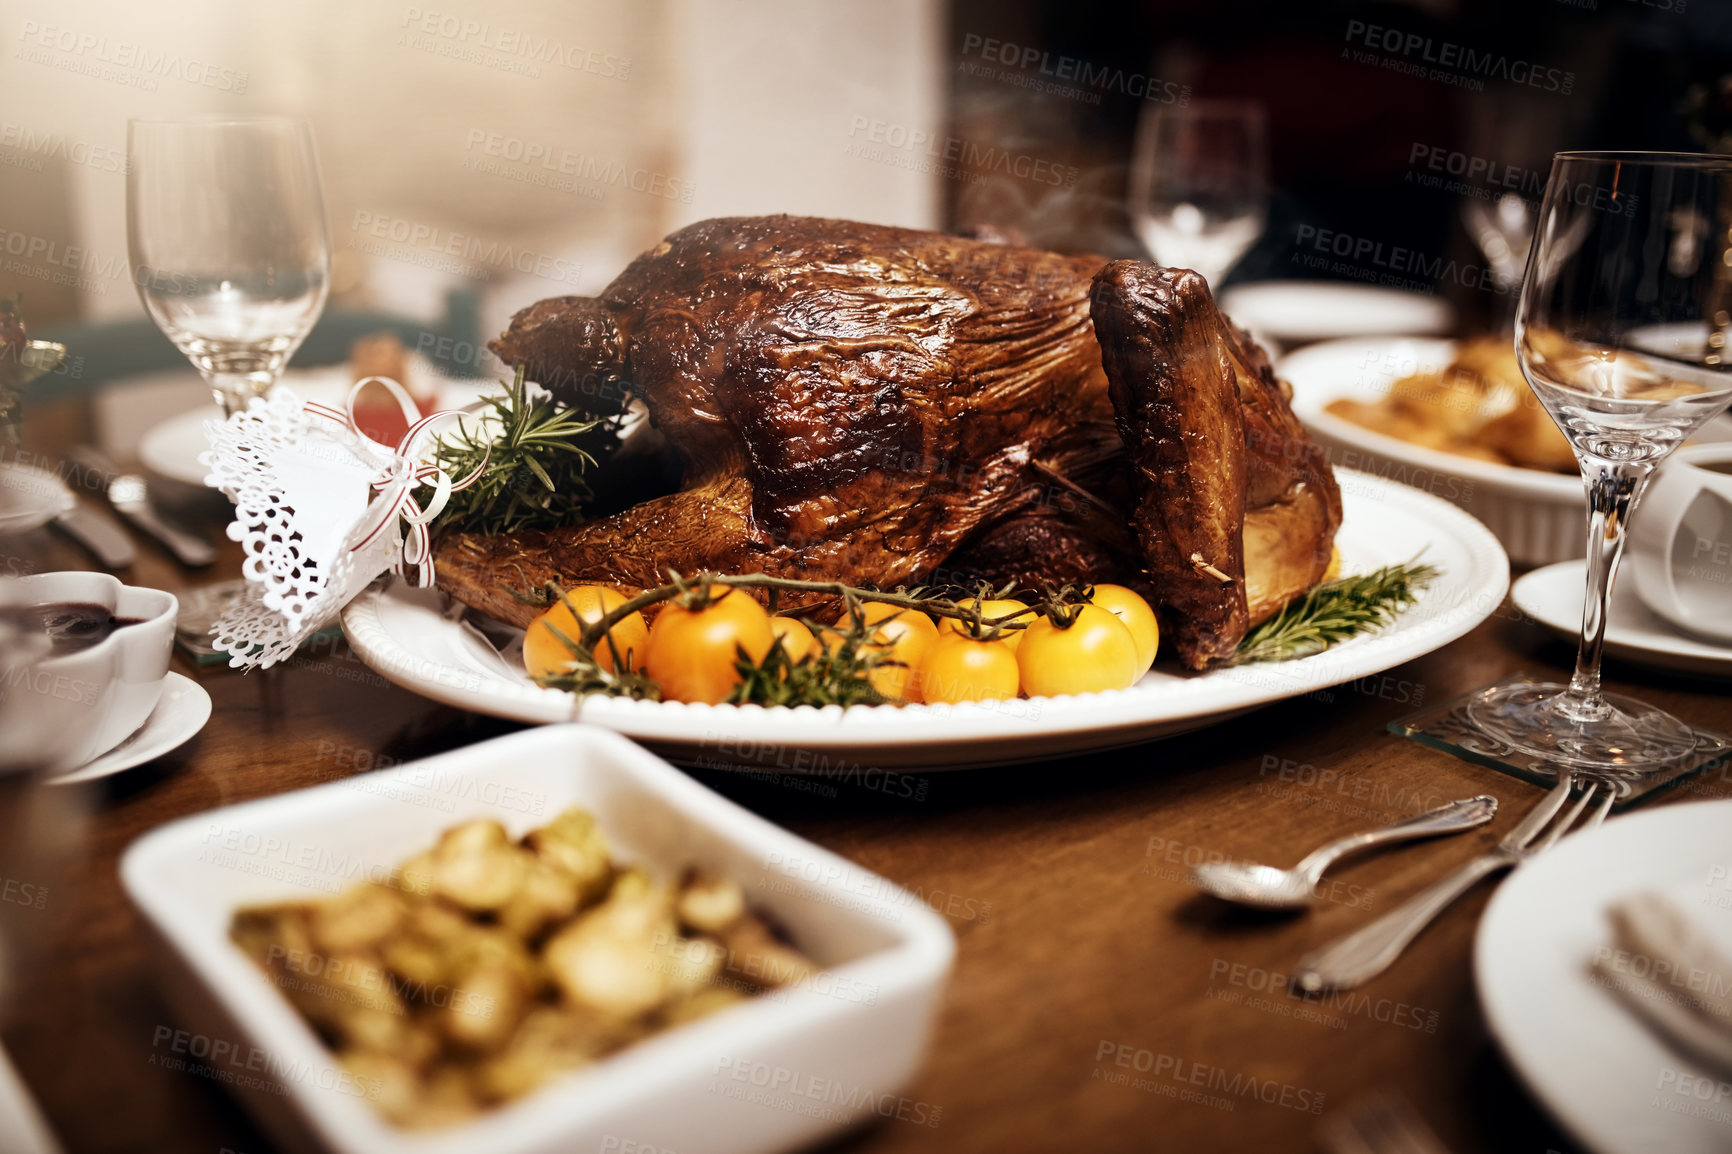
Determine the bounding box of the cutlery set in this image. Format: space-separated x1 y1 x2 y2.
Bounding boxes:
49 446 214 570
1194 774 1618 992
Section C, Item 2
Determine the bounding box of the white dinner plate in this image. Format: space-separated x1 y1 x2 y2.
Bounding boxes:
0 462 75 535
49 672 211 785
138 364 495 486
1477 799 1732 1154
1219 281 1454 343
1512 561 1732 679
341 471 1510 769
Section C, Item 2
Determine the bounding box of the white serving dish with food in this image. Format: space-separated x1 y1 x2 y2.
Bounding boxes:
119 724 955 1154
1278 336 1590 566
342 471 1510 769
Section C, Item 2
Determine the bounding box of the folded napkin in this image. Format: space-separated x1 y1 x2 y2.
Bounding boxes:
1591 868 1732 1074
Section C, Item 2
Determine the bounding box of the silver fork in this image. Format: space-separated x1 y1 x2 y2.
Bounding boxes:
1295 775 1615 993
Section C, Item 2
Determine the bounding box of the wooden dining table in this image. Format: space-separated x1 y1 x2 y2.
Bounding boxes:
3 393 1728 1154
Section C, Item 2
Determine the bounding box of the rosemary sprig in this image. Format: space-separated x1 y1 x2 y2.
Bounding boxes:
532 657 662 701
432 366 611 536
1231 560 1440 665
728 622 890 708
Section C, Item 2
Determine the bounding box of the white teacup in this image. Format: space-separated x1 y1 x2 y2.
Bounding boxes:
1632 443 1732 645
0 573 177 772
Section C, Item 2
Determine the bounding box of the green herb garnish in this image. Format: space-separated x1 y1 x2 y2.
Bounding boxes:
728 619 891 708
1232 560 1440 665
432 366 611 535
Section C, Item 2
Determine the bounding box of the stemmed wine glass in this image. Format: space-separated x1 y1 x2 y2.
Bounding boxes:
1465 152 1732 777
127 118 331 416
1462 192 1535 325
1127 100 1268 288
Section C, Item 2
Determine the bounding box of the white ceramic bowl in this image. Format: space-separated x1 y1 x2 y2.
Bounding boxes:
120 725 956 1154
0 572 176 771
1278 337 1587 566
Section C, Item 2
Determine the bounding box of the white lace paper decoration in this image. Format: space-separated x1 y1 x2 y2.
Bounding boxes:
200 378 484 670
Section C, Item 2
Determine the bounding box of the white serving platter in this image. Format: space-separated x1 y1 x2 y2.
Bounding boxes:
341 471 1510 770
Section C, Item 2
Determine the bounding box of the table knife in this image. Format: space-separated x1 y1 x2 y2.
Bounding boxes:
50 505 135 569
66 446 217 568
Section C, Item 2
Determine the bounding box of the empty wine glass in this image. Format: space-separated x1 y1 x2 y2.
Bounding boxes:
1462 192 1535 326
1127 100 1268 287
127 118 331 416
1465 152 1732 777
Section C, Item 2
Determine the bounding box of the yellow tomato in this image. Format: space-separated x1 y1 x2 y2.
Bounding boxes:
919 634 1020 704
643 587 774 704
768 616 818 663
1017 605 1140 697
849 601 939 704
524 586 649 677
938 597 1033 651
1088 584 1159 676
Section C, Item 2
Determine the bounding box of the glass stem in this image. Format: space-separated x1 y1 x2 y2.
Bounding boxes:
206 370 276 417
1562 458 1654 721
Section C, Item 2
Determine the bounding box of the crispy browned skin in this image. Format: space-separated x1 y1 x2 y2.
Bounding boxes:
436 217 1339 669
1090 261 1342 668
437 215 1120 625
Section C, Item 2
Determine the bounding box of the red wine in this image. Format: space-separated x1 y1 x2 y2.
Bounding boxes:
0 603 144 655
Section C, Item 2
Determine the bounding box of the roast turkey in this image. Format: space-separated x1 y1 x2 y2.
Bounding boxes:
434 215 1341 669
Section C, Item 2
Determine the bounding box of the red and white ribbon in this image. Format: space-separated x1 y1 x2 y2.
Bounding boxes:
303 376 487 588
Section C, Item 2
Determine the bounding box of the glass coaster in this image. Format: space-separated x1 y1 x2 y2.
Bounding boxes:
174 580 339 665
1389 673 1732 806
174 580 247 664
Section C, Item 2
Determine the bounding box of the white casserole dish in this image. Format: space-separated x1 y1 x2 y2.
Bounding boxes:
1277 336 1593 567
120 724 955 1154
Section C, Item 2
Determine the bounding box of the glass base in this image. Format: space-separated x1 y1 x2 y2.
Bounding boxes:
1464 680 1702 771
1390 674 1732 805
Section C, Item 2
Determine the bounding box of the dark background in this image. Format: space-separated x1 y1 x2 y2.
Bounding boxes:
945 0 1732 331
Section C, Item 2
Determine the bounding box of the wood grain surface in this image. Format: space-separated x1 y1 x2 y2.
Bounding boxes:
2 399 1728 1154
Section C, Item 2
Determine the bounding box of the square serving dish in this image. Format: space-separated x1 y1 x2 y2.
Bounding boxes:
120 725 955 1154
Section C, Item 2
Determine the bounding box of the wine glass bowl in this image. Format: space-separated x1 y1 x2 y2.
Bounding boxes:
1127 100 1268 288
1464 152 1732 777
127 118 331 415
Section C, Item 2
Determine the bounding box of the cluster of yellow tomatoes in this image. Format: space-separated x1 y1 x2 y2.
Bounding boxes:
523 583 1161 707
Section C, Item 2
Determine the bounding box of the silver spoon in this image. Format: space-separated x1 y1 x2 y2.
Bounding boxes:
1191 795 1499 910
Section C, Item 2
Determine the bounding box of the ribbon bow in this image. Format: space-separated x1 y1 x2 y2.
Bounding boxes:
303 376 487 587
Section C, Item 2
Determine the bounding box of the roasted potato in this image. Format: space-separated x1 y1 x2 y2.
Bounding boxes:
1326 336 1577 473
229 806 819 1129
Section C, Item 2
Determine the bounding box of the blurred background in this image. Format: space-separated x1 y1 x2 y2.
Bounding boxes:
1 0 1729 390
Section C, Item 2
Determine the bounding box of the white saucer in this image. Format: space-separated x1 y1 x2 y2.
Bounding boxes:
0 462 75 534
1512 561 1732 678
1218 280 1455 343
49 672 211 785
